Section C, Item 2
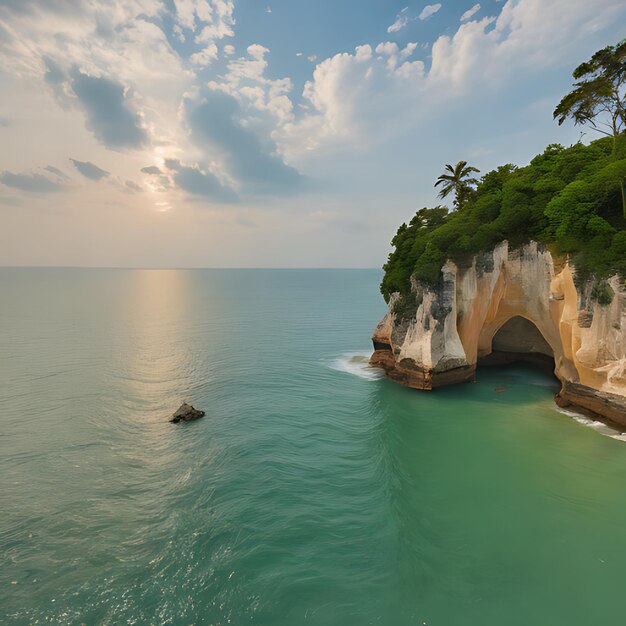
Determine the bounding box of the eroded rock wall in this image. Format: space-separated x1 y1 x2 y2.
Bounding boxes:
371 241 626 424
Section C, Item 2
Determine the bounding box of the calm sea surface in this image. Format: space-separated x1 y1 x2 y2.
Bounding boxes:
3 268 626 625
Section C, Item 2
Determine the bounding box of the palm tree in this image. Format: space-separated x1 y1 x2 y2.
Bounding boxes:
435 161 480 210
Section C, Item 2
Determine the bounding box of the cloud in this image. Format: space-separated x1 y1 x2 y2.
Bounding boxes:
70 158 110 180
460 3 481 21
210 44 295 123
43 57 70 106
387 3 441 34
376 42 401 70
0 1 85 14
376 41 419 69
419 3 442 20
223 44 236 56
401 42 419 58
376 42 399 55
141 165 162 175
248 43 269 61
184 89 303 194
284 0 625 154
141 158 239 204
193 1 236 42
283 44 425 151
124 179 143 192
1 3 193 156
140 167 172 192
69 69 148 149
0 170 63 192
388 15 408 33
171 0 235 43
189 42 218 66
164 158 238 202
45 165 70 179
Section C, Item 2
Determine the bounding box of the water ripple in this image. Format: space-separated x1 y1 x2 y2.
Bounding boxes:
3 270 626 626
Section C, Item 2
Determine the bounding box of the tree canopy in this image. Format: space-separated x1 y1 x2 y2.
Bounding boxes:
553 40 626 218
382 42 626 309
381 136 626 304
553 39 626 143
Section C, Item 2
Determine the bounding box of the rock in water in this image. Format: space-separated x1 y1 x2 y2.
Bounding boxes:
171 403 205 423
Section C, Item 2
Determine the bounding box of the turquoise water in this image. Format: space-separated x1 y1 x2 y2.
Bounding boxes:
3 269 626 625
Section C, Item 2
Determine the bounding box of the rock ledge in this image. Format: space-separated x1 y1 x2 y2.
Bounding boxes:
371 241 626 426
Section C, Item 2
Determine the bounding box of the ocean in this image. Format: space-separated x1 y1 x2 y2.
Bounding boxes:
2 268 626 625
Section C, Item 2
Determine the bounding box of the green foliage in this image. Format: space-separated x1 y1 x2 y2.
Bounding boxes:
553 39 626 142
553 39 626 218
381 136 626 302
381 206 449 302
392 290 423 321
591 281 615 306
435 161 480 210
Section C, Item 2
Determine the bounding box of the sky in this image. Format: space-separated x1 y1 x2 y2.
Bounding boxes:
0 0 625 268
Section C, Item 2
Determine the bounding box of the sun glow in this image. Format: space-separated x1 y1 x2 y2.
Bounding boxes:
154 201 172 212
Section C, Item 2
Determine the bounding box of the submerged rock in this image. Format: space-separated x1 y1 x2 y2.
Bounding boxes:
170 402 205 423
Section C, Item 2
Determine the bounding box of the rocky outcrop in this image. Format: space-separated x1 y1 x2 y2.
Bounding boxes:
170 403 205 423
371 241 626 425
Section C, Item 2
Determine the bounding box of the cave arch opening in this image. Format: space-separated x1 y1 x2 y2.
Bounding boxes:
476 315 558 382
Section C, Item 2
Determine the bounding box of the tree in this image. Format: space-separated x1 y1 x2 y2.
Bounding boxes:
434 161 480 209
553 40 626 145
553 40 626 217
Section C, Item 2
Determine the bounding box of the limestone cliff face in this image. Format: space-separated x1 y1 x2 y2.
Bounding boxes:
371 241 626 425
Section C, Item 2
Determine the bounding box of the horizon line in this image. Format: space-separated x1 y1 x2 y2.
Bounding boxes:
0 265 382 271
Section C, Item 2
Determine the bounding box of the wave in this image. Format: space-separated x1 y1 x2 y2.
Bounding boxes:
555 406 626 442
327 351 384 381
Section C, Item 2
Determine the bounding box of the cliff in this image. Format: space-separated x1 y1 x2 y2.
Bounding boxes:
371 241 626 425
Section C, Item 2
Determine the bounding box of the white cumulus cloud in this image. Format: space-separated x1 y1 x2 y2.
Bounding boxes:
281 0 626 157
419 3 442 20
387 15 409 33
460 4 481 21
189 42 219 66
208 44 296 124
401 42 419 58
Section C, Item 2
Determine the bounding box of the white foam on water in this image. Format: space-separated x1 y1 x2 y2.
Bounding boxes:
328 351 384 381
555 406 626 441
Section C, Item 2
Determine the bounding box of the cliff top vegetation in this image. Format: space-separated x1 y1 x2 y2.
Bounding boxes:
381 40 626 303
